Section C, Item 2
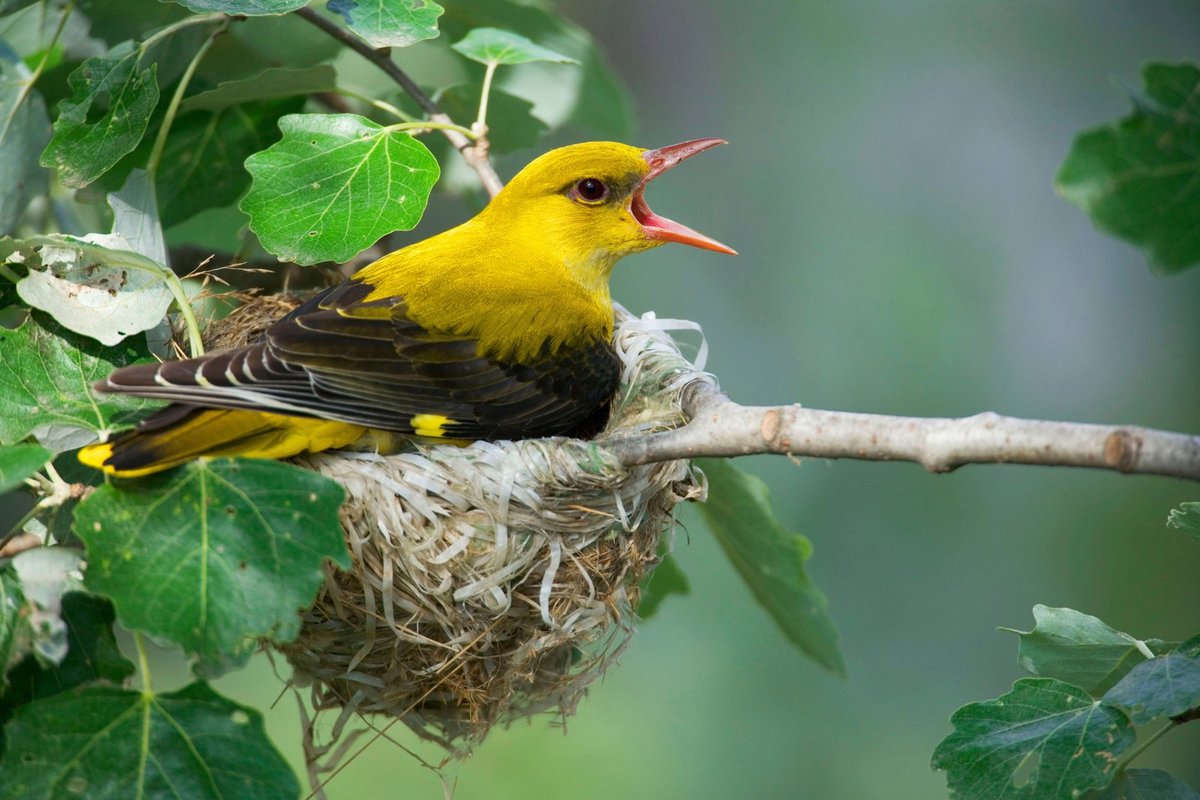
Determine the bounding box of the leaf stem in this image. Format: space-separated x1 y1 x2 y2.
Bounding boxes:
146 18 228 182
294 5 503 197
385 120 477 138
0 262 21 283
0 0 74 143
138 12 226 58
133 631 153 695
332 86 415 123
1113 720 1176 773
474 61 498 135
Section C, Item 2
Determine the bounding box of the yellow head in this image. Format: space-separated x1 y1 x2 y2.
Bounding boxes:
478 139 736 290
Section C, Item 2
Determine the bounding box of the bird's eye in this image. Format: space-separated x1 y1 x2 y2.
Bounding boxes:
572 178 608 203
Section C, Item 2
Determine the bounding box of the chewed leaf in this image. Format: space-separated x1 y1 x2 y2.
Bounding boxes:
39 43 158 187
241 113 439 264
15 232 172 346
451 27 577 66
329 0 443 48
932 678 1134 800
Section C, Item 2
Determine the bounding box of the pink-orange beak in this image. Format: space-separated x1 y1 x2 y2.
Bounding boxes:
633 138 737 255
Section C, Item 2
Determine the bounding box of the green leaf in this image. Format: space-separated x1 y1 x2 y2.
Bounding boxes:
451 27 577 66
1102 634 1200 723
181 64 337 112
14 232 173 346
1057 63 1200 272
0 570 28 683
0 593 135 754
9 547 84 665
1167 502 1200 544
241 112 439 264
108 168 166 264
694 458 844 675
637 552 689 621
0 314 158 450
0 443 50 492
1084 769 1200 800
932 678 1135 800
0 682 298 799
74 458 347 676
436 83 547 154
329 0 443 48
0 40 51 234
39 43 159 188
166 0 306 14
1005 605 1176 695
156 97 303 227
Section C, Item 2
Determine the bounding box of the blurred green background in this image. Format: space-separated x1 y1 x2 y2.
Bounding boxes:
156 1 1200 797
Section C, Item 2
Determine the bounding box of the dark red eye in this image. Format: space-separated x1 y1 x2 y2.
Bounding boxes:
573 178 608 202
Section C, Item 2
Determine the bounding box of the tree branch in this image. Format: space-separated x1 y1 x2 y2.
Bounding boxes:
295 6 503 198
607 380 1200 482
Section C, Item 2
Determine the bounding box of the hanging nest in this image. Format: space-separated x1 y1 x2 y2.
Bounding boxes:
203 296 712 752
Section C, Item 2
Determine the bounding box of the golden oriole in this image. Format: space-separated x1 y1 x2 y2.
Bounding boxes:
78 139 734 477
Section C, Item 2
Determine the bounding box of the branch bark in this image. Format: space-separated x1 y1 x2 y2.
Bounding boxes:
607 380 1200 482
295 6 503 198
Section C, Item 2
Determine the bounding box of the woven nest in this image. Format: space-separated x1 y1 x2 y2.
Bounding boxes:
203 295 712 753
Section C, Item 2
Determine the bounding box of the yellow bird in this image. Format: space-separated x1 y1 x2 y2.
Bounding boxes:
79 139 735 477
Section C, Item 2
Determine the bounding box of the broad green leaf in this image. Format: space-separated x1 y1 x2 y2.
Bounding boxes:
155 98 303 227
181 64 336 112
166 0 306 14
1057 63 1200 272
1006 605 1175 695
0 40 51 234
451 27 576 66
15 232 172 346
0 592 134 754
1103 634 1200 723
932 678 1134 800
1084 769 1200 800
0 443 50 492
241 113 439 264
637 552 689 621
694 458 844 675
1167 502 1200 544
74 458 347 676
436 83 547 153
0 314 159 449
39 43 159 187
78 0 188 46
0 682 298 799
329 0 443 48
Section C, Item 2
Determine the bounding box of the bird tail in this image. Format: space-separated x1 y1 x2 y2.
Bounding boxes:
78 407 368 478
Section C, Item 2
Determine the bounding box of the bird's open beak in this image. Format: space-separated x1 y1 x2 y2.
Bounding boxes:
633 138 737 255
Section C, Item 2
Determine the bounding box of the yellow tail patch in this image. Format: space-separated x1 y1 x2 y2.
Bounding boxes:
410 413 451 438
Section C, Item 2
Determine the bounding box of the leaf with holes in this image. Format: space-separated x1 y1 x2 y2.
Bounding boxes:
241 113 439 264
1168 502 1200 544
39 42 159 188
1005 605 1176 695
73 458 347 676
329 0 443 48
0 682 297 798
451 27 577 66
1103 634 1200 723
695 458 844 675
0 443 50 492
0 314 159 450
932 678 1134 800
1057 63 1200 272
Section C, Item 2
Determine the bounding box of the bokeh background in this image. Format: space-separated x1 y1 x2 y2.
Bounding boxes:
152 0 1200 797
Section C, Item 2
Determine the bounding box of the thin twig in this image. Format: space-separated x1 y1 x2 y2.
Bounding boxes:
606 380 1200 482
295 6 503 197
